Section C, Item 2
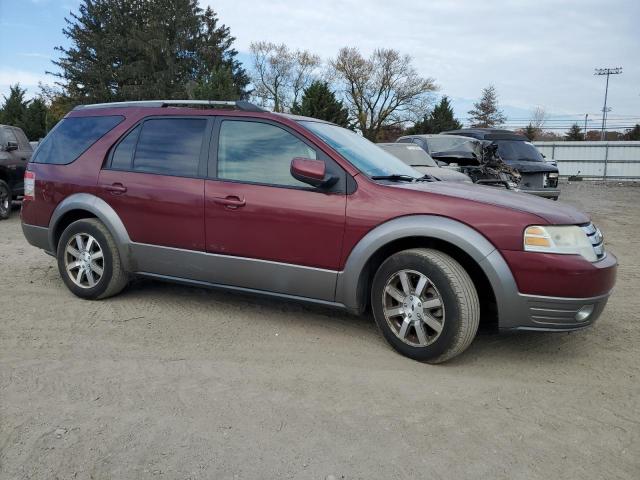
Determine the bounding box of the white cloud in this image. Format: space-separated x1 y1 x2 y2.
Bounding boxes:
0 68 51 99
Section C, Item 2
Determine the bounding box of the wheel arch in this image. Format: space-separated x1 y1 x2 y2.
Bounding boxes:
48 193 134 271
336 215 518 330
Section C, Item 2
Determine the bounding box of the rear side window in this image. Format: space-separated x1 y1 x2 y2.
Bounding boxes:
33 115 123 165
131 118 206 177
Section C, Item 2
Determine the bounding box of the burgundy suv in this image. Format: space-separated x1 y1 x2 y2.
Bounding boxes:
21 100 617 363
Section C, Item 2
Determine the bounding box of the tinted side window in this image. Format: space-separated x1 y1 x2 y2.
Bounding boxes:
110 125 141 170
217 120 316 187
133 118 206 177
4 128 18 144
12 127 32 151
33 116 123 165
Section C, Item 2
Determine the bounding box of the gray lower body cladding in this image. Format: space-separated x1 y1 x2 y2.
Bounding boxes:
503 292 609 331
22 221 610 332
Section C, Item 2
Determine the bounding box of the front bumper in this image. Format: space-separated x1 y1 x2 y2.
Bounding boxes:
495 250 617 331
503 291 611 331
517 187 560 199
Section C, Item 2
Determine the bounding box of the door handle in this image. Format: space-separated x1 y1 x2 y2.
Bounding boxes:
105 183 127 194
212 195 246 209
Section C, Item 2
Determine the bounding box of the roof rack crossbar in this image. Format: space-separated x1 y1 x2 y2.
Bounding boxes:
73 99 266 112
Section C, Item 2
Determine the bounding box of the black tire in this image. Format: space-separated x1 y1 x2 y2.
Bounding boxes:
0 180 11 220
371 248 480 364
56 218 128 300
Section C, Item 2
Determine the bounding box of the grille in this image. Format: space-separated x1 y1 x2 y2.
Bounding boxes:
581 223 605 260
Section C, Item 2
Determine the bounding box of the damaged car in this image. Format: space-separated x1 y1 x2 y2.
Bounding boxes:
377 142 472 183
396 134 523 192
442 128 560 199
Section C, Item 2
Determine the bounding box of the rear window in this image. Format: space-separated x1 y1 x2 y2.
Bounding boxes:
32 115 123 165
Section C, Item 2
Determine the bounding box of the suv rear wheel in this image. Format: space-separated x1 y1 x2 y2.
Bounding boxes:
0 180 11 220
56 218 128 299
371 248 480 363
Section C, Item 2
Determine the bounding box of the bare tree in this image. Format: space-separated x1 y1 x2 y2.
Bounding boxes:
522 106 547 140
330 47 437 140
249 42 320 112
530 106 547 130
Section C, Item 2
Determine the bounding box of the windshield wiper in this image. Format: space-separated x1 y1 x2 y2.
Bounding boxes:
371 174 417 182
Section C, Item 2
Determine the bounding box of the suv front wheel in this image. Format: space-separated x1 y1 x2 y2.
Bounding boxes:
371 248 480 363
56 218 128 299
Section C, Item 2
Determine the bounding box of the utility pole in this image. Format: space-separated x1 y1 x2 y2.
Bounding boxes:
584 113 588 140
594 67 622 140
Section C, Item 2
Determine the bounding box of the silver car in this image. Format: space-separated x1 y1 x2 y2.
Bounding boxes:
377 142 472 183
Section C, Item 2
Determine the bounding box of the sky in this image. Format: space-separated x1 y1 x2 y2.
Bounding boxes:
1 0 639 131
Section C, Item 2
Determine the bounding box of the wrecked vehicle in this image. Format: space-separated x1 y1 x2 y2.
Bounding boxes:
442 128 560 199
396 134 523 192
377 142 472 183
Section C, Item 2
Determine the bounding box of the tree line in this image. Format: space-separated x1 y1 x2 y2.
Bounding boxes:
2 0 638 142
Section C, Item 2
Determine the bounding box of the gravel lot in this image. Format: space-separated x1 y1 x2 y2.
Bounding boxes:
1 182 638 480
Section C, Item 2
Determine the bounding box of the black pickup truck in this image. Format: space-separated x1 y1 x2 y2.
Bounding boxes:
442 128 560 200
0 125 32 219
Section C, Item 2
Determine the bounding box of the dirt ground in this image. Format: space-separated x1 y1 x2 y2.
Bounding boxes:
1 182 638 480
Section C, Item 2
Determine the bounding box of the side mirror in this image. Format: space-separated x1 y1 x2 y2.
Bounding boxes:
290 157 337 189
5 141 18 152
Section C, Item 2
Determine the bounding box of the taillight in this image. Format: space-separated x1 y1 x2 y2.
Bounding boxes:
24 171 35 200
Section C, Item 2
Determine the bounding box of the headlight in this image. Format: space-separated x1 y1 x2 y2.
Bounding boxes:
524 225 597 262
548 172 559 178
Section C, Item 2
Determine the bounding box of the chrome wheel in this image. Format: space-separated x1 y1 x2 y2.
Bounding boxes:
64 233 104 288
382 269 445 347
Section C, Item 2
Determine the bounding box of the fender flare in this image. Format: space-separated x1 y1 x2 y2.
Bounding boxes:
48 193 135 271
335 215 521 324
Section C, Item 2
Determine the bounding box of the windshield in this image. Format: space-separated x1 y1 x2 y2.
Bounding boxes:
378 144 438 167
299 121 421 178
495 140 544 162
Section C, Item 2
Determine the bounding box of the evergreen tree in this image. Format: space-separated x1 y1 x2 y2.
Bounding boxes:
523 123 539 141
190 66 242 101
565 123 584 141
467 85 506 127
21 99 49 140
290 81 350 127
407 96 462 134
52 0 248 104
0 84 27 126
625 124 640 141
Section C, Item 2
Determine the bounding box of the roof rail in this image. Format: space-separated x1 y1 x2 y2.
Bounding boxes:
73 99 267 112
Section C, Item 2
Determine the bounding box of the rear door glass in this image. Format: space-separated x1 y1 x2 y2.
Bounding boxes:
131 118 206 177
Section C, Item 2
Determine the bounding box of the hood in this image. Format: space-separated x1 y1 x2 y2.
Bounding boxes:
394 181 589 225
414 166 471 183
505 160 558 174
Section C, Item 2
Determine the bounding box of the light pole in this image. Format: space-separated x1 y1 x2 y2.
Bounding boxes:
594 67 622 140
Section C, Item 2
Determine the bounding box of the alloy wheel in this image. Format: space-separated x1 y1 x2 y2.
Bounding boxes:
382 269 445 347
64 233 105 288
